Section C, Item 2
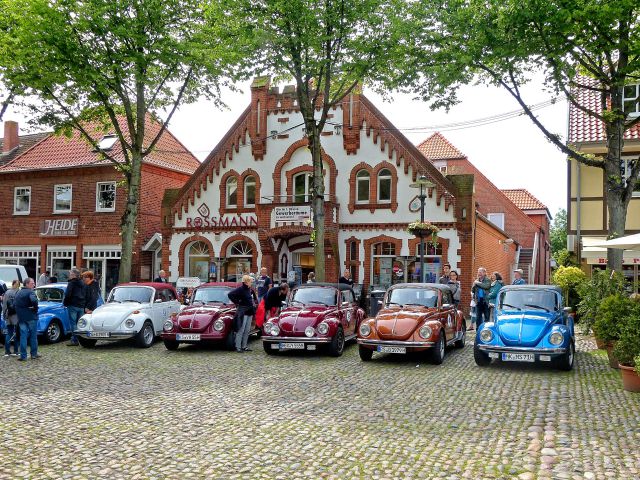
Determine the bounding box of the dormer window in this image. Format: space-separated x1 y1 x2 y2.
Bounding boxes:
97 134 117 151
623 84 640 117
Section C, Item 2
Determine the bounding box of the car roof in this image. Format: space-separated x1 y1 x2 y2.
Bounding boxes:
295 282 354 291
198 282 241 288
501 285 562 293
36 283 67 289
115 282 177 293
390 283 452 291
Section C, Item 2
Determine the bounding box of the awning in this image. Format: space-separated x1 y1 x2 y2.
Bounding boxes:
592 233 640 251
142 233 162 252
580 236 640 264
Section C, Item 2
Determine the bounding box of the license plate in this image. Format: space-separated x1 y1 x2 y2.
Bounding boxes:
502 352 535 362
377 346 406 354
89 331 110 338
279 342 304 350
176 333 201 341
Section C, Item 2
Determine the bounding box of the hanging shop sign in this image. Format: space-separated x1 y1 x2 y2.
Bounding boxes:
274 205 311 223
40 218 78 237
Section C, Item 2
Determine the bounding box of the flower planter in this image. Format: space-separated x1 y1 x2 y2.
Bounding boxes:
619 365 640 393
594 335 605 350
408 228 436 238
605 342 620 369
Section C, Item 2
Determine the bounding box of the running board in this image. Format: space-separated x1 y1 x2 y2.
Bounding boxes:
345 333 357 342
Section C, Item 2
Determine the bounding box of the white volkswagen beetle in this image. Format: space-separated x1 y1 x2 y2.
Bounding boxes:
75 283 181 348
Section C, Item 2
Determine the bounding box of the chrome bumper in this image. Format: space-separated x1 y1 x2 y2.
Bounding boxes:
357 338 435 348
261 336 332 344
477 344 566 354
75 331 137 340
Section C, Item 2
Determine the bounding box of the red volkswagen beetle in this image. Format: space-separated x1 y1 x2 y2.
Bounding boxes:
262 283 365 357
161 282 258 350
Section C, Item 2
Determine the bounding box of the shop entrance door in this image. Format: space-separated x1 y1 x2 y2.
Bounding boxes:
105 260 120 297
51 259 72 282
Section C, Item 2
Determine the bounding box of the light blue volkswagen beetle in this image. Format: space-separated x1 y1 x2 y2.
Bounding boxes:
474 285 575 370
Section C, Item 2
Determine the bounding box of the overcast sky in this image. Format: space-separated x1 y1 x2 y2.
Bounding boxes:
4 76 567 217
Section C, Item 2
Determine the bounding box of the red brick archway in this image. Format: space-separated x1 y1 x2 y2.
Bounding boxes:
220 234 258 273
177 235 215 277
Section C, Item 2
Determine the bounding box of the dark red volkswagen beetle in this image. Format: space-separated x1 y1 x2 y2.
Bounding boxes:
161 282 258 350
261 283 365 356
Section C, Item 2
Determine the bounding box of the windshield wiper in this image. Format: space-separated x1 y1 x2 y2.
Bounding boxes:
404 303 427 307
387 301 402 306
123 300 141 304
524 304 550 312
308 300 330 306
501 303 521 310
290 299 304 306
109 300 121 303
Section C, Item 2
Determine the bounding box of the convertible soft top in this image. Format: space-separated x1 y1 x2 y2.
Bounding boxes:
295 282 354 291
390 283 453 292
500 285 562 293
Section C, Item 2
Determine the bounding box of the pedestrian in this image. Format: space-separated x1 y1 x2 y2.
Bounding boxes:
14 277 40 361
154 270 169 283
63 268 86 346
255 267 272 302
307 272 316 283
227 275 256 353
487 272 504 320
37 270 50 287
339 269 354 286
48 276 58 283
2 279 20 357
512 268 526 285
82 270 101 314
471 267 491 328
447 270 461 307
259 283 289 328
439 263 451 284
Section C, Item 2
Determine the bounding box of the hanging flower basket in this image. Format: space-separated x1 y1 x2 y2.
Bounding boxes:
407 221 439 246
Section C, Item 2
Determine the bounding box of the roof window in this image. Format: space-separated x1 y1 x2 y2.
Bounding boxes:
97 134 117 151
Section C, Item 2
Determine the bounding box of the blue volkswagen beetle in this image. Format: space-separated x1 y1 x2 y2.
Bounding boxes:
474 285 575 370
1 283 103 344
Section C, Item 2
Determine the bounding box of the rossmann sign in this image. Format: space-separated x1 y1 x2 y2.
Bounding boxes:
184 203 257 229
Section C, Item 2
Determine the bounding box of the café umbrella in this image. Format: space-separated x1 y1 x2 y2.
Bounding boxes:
594 233 640 251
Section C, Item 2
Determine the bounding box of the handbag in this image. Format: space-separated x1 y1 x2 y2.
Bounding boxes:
470 299 476 308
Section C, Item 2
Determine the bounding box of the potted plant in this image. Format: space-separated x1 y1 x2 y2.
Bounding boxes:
577 269 627 341
593 294 637 368
407 221 439 245
611 306 640 392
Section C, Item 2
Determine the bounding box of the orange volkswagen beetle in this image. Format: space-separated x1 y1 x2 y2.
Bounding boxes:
357 283 466 364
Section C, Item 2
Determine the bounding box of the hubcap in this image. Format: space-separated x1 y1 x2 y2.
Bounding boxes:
439 336 444 357
337 331 344 352
48 323 60 342
144 325 153 344
569 344 574 365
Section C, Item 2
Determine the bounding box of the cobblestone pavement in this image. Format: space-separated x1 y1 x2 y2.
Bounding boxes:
1 334 639 480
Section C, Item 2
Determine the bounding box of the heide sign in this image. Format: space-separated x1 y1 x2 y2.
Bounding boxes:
40 218 78 237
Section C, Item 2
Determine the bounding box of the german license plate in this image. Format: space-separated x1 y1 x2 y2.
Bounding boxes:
502 352 534 362
176 333 201 341
89 331 110 338
279 342 304 350
377 346 406 354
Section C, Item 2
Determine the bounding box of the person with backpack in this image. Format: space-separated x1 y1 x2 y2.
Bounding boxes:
2 279 20 356
14 277 40 361
63 268 86 346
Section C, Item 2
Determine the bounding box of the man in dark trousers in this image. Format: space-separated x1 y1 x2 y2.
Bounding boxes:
255 267 272 302
63 268 86 346
14 277 40 361
154 270 169 283
339 269 354 286
227 275 256 353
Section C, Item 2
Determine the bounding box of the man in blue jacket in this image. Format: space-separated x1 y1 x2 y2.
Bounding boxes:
63 268 86 346
14 277 40 361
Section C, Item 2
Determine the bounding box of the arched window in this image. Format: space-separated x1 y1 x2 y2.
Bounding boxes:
356 170 370 203
293 172 312 203
377 168 392 203
187 241 210 282
224 240 253 282
372 242 402 289
226 177 238 207
244 176 256 207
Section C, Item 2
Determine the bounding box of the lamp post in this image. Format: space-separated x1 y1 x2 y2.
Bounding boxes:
410 175 435 282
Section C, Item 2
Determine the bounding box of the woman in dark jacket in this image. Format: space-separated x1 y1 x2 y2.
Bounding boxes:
227 275 256 353
82 271 101 313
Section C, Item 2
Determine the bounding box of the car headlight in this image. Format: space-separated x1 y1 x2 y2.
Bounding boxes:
163 320 174 332
480 329 494 343
265 323 279 336
213 319 225 331
125 318 136 329
305 326 315 337
317 322 329 335
419 325 432 339
77 318 87 329
549 331 564 345
359 323 371 337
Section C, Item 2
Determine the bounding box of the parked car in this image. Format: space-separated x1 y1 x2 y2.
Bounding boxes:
161 282 260 350
474 285 575 370
0 283 104 344
0 264 28 289
262 283 365 356
74 282 180 348
357 283 466 364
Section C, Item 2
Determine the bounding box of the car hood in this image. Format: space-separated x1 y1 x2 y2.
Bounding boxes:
495 311 554 347
374 307 436 340
177 304 235 332
277 306 334 335
89 303 150 330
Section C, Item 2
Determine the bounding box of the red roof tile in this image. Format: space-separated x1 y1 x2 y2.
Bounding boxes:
501 189 548 211
568 76 640 143
416 132 466 160
0 115 200 175
0 131 50 167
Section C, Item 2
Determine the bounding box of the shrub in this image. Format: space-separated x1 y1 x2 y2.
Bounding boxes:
612 312 640 367
635 356 640 375
592 294 638 343
551 266 586 316
576 269 628 334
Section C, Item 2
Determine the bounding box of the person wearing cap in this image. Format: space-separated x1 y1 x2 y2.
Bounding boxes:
438 263 451 284
512 269 526 285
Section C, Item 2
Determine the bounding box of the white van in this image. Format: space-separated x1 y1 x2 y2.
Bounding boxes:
0 265 29 288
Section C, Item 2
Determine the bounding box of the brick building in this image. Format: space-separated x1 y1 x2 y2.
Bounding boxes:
0 119 199 294
163 78 523 312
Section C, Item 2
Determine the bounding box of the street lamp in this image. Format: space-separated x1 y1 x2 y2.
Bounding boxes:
410 175 435 282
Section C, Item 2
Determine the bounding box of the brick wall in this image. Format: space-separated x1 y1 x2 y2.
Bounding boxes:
474 216 518 282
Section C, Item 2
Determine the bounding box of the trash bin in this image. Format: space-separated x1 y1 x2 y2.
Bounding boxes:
369 289 386 317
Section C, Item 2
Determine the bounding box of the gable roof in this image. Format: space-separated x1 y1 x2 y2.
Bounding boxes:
569 76 640 144
416 132 466 160
0 115 200 175
501 189 549 212
0 131 51 167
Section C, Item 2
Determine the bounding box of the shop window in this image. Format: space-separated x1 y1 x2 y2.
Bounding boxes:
188 241 210 282
96 182 116 212
225 241 253 282
14 186 31 215
373 242 395 256
54 184 72 213
349 241 357 260
377 169 391 203
356 170 370 203
293 172 312 203
244 175 256 206
226 177 238 207
371 242 400 289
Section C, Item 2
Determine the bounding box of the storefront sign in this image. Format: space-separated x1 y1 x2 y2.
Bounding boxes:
274 206 311 223
40 218 78 237
185 214 258 229
587 257 640 264
176 277 202 288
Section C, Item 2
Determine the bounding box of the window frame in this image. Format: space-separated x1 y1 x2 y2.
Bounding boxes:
487 212 505 231
293 172 312 203
623 83 640 118
225 177 238 208
377 168 392 203
244 175 256 207
355 170 370 204
623 157 640 197
96 181 116 212
13 186 31 215
53 183 73 214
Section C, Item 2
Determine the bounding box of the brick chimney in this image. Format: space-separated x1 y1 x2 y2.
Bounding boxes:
3 121 19 153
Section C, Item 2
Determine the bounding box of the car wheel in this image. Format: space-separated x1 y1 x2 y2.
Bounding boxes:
263 342 277 355
328 326 345 357
358 345 373 362
429 332 446 365
473 343 491 366
164 340 179 351
454 322 466 349
225 331 236 351
135 321 155 348
78 337 97 348
554 341 575 371
45 319 63 344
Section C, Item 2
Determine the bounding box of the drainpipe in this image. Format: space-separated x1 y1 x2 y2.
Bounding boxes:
576 162 582 263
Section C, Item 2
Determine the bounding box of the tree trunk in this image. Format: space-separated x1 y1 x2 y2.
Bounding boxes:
308 124 326 282
118 150 143 283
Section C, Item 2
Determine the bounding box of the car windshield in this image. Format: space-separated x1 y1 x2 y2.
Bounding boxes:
35 287 64 303
108 287 153 304
387 288 438 307
499 290 558 312
0 269 17 284
192 287 233 304
291 287 337 306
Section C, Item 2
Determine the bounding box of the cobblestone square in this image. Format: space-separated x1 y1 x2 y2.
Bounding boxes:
1 335 639 479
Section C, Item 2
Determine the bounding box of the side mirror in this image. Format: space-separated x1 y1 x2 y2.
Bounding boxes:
281 300 288 308
184 298 190 305
441 303 451 309
155 298 163 303
342 301 350 307
377 300 383 306
563 306 572 313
